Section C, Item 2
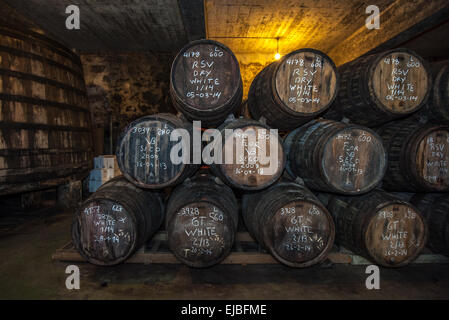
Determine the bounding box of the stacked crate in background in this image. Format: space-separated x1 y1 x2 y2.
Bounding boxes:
88 155 122 192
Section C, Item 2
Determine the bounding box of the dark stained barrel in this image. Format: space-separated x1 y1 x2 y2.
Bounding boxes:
328 190 427 267
116 113 199 189
410 193 449 256
170 39 243 127
242 181 335 267
208 118 285 190
248 48 339 131
284 119 387 194
71 176 164 266
326 48 431 127
0 25 93 195
417 61 449 124
376 119 449 192
165 174 238 268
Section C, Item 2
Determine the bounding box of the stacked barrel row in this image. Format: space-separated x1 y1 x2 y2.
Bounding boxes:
72 39 449 268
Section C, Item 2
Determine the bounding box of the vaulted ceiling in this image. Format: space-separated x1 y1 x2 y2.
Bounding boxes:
2 0 449 64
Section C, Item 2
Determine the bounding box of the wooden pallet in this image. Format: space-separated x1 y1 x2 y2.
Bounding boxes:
52 231 449 265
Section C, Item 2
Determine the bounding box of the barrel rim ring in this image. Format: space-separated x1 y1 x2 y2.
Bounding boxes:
361 199 428 268
170 39 242 113
166 199 236 268
319 123 387 195
72 196 139 266
116 113 188 189
262 198 336 268
217 121 286 190
367 48 432 116
272 48 340 117
406 124 449 191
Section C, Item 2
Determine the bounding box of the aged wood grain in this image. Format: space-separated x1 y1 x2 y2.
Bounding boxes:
116 113 199 189
284 119 386 194
327 48 431 127
170 39 243 127
71 176 164 266
0 25 92 195
210 119 285 190
242 181 335 268
377 119 449 191
165 173 238 268
328 190 427 267
248 49 338 131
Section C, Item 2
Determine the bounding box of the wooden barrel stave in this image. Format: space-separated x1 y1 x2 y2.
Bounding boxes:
248 49 339 131
0 25 92 195
170 40 243 127
284 119 387 194
165 174 238 268
410 193 449 256
209 118 285 190
327 190 427 267
376 119 449 191
326 49 431 127
71 176 165 266
242 181 335 267
116 113 199 189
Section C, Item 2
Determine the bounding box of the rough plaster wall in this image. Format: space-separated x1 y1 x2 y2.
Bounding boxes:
81 53 177 131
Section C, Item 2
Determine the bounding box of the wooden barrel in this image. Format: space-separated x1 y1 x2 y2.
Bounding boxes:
170 39 243 127
328 190 427 267
284 119 387 194
242 181 335 267
208 118 285 190
376 119 449 191
326 48 431 127
71 176 164 266
165 174 238 267
248 48 339 131
0 25 93 195
116 113 199 189
410 193 449 256
417 61 449 124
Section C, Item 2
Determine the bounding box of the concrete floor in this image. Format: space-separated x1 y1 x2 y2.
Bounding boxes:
0 208 448 300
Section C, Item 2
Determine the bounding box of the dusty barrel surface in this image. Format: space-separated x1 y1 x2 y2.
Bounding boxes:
208 118 285 190
71 176 164 266
242 181 335 267
284 119 387 194
170 40 243 127
327 49 431 126
165 174 238 268
248 48 339 131
116 113 199 189
410 193 449 256
376 120 449 192
418 61 449 124
328 190 427 267
0 25 93 195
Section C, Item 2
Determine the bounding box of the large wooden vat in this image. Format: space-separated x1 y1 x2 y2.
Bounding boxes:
0 25 93 195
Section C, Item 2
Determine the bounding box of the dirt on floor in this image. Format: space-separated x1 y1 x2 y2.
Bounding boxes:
0 208 448 300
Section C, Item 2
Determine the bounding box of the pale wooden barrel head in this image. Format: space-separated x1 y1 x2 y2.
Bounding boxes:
220 125 284 189
371 50 430 114
364 203 426 267
415 128 449 190
171 40 241 111
117 117 184 188
74 199 136 266
265 200 334 267
275 49 338 114
321 127 386 193
167 201 234 268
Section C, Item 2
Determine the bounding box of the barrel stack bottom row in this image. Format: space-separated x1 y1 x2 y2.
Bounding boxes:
72 39 449 269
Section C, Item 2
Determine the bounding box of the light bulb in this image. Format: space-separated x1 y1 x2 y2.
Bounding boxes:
274 53 281 60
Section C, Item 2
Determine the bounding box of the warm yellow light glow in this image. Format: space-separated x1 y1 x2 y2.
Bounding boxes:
274 52 281 60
